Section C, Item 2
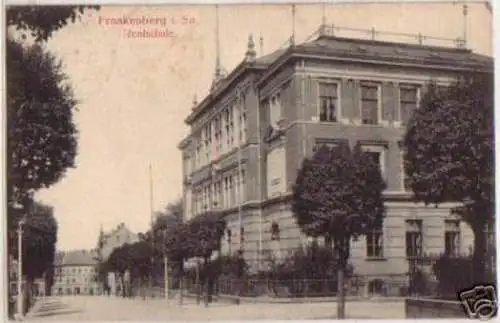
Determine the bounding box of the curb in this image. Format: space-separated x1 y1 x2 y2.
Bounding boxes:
180 293 406 305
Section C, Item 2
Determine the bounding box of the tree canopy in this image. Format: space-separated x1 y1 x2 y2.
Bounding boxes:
7 38 78 211
403 73 494 282
292 143 386 261
6 5 99 42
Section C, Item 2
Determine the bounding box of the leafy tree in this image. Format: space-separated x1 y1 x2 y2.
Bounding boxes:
6 5 99 42
186 211 226 304
7 37 78 212
187 211 227 260
403 73 494 284
8 201 57 313
105 244 131 297
292 143 386 318
128 240 153 297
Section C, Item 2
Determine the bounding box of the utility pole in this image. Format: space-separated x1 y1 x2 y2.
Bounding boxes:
290 4 296 46
148 164 155 297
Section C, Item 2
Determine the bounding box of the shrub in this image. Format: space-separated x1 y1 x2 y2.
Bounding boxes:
433 254 474 298
257 244 355 297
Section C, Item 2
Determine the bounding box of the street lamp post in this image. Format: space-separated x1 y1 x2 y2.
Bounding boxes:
16 218 26 319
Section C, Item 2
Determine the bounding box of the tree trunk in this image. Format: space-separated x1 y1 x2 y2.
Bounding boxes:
336 268 345 319
24 277 34 315
120 275 126 298
179 259 184 305
204 256 209 307
471 221 488 284
195 260 200 305
334 235 349 320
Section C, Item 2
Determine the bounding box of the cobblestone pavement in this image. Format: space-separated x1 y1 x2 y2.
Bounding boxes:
25 295 405 320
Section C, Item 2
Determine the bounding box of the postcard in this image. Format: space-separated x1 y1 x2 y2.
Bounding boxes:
4 2 496 321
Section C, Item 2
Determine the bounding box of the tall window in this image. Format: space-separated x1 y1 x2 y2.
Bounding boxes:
239 103 247 143
195 140 201 167
366 224 384 258
240 169 246 202
223 177 229 208
361 145 386 181
214 116 222 158
400 85 419 125
229 105 234 147
223 108 230 153
269 93 281 126
204 126 211 163
360 84 379 125
406 219 423 258
318 83 338 122
212 181 220 207
217 180 222 207
228 175 233 207
444 220 461 257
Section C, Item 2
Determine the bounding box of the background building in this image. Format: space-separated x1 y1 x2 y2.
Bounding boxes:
100 222 139 260
178 23 492 294
98 222 138 295
51 250 99 296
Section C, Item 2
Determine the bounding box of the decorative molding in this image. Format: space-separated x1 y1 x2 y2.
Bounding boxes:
357 140 389 148
393 120 403 128
301 66 456 85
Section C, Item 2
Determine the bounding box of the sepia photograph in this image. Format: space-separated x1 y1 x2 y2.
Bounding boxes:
4 1 496 321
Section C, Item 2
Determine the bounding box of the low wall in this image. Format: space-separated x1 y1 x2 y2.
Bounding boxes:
405 298 467 318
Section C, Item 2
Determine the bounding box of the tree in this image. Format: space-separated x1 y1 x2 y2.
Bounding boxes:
128 240 153 298
8 201 58 313
7 37 78 211
105 244 132 297
6 5 99 42
292 143 386 318
403 73 494 284
186 211 226 304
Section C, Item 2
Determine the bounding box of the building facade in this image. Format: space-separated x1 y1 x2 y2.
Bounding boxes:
51 250 99 296
178 25 492 295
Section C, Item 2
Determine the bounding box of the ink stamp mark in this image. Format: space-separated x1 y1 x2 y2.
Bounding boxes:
458 284 498 320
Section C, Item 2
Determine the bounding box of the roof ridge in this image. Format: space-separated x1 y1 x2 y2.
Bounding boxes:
313 35 472 54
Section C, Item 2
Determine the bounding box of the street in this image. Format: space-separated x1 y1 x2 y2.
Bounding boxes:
25 295 406 320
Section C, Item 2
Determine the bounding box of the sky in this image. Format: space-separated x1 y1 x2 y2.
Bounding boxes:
33 2 493 251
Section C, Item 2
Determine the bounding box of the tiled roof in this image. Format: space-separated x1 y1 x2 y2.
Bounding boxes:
294 35 492 69
255 48 288 65
54 249 98 267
